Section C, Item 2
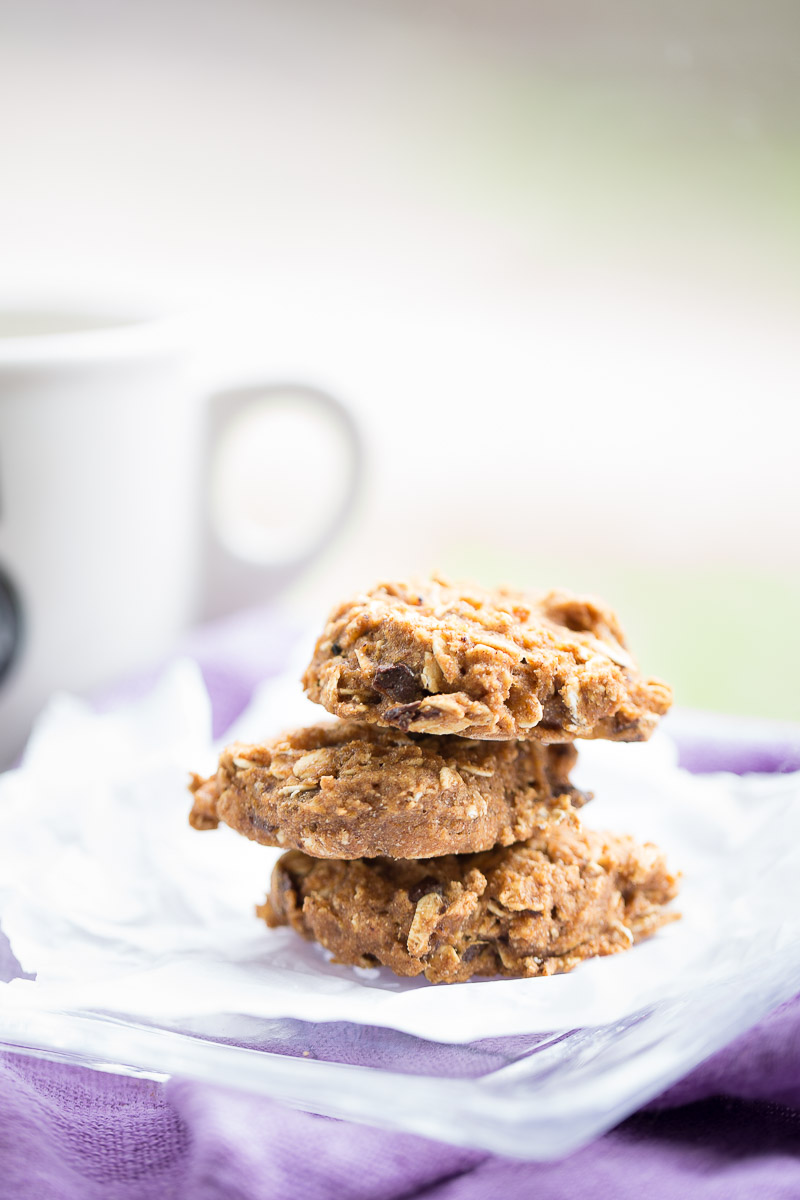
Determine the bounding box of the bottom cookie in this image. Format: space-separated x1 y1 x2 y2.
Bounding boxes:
258 816 680 984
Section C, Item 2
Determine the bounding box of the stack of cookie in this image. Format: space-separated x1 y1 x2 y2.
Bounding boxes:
190 578 679 984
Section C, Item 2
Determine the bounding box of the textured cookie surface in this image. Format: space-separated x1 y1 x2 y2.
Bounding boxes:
189 721 586 859
259 819 679 983
302 577 672 742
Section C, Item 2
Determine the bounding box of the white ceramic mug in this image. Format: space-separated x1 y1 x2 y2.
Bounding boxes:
0 304 362 765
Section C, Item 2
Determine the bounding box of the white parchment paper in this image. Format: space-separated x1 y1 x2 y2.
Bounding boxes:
1 659 799 1045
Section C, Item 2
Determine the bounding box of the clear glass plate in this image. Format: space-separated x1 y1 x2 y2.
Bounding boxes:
3 943 800 1159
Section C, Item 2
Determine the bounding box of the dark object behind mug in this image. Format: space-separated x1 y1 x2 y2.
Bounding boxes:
0 564 22 688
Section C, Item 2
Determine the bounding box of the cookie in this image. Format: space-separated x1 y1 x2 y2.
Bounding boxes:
189 721 587 859
259 820 679 983
302 577 672 742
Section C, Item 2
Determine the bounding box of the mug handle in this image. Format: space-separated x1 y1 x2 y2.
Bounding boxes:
200 381 363 620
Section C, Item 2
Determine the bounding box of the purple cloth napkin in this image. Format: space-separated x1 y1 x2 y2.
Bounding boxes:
2 609 800 1200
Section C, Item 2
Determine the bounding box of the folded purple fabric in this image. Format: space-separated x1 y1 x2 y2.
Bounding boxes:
2 608 799 1200
4 1028 800 1200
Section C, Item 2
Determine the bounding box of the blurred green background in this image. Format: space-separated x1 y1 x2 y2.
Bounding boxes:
1 0 798 721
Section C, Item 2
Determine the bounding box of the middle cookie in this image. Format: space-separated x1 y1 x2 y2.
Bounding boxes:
189 721 587 860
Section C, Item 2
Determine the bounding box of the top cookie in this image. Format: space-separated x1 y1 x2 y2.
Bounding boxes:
303 577 672 743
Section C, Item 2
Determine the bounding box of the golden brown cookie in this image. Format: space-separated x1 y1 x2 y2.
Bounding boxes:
189 721 586 859
302 577 672 743
259 818 679 983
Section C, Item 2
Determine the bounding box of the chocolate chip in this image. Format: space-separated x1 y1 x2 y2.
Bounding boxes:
611 712 644 738
372 663 424 703
383 701 422 730
539 692 570 731
330 642 342 656
408 876 445 904
461 942 486 963
251 813 277 836
279 870 297 894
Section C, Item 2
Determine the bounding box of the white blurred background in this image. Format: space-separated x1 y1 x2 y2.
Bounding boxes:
1 0 798 718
